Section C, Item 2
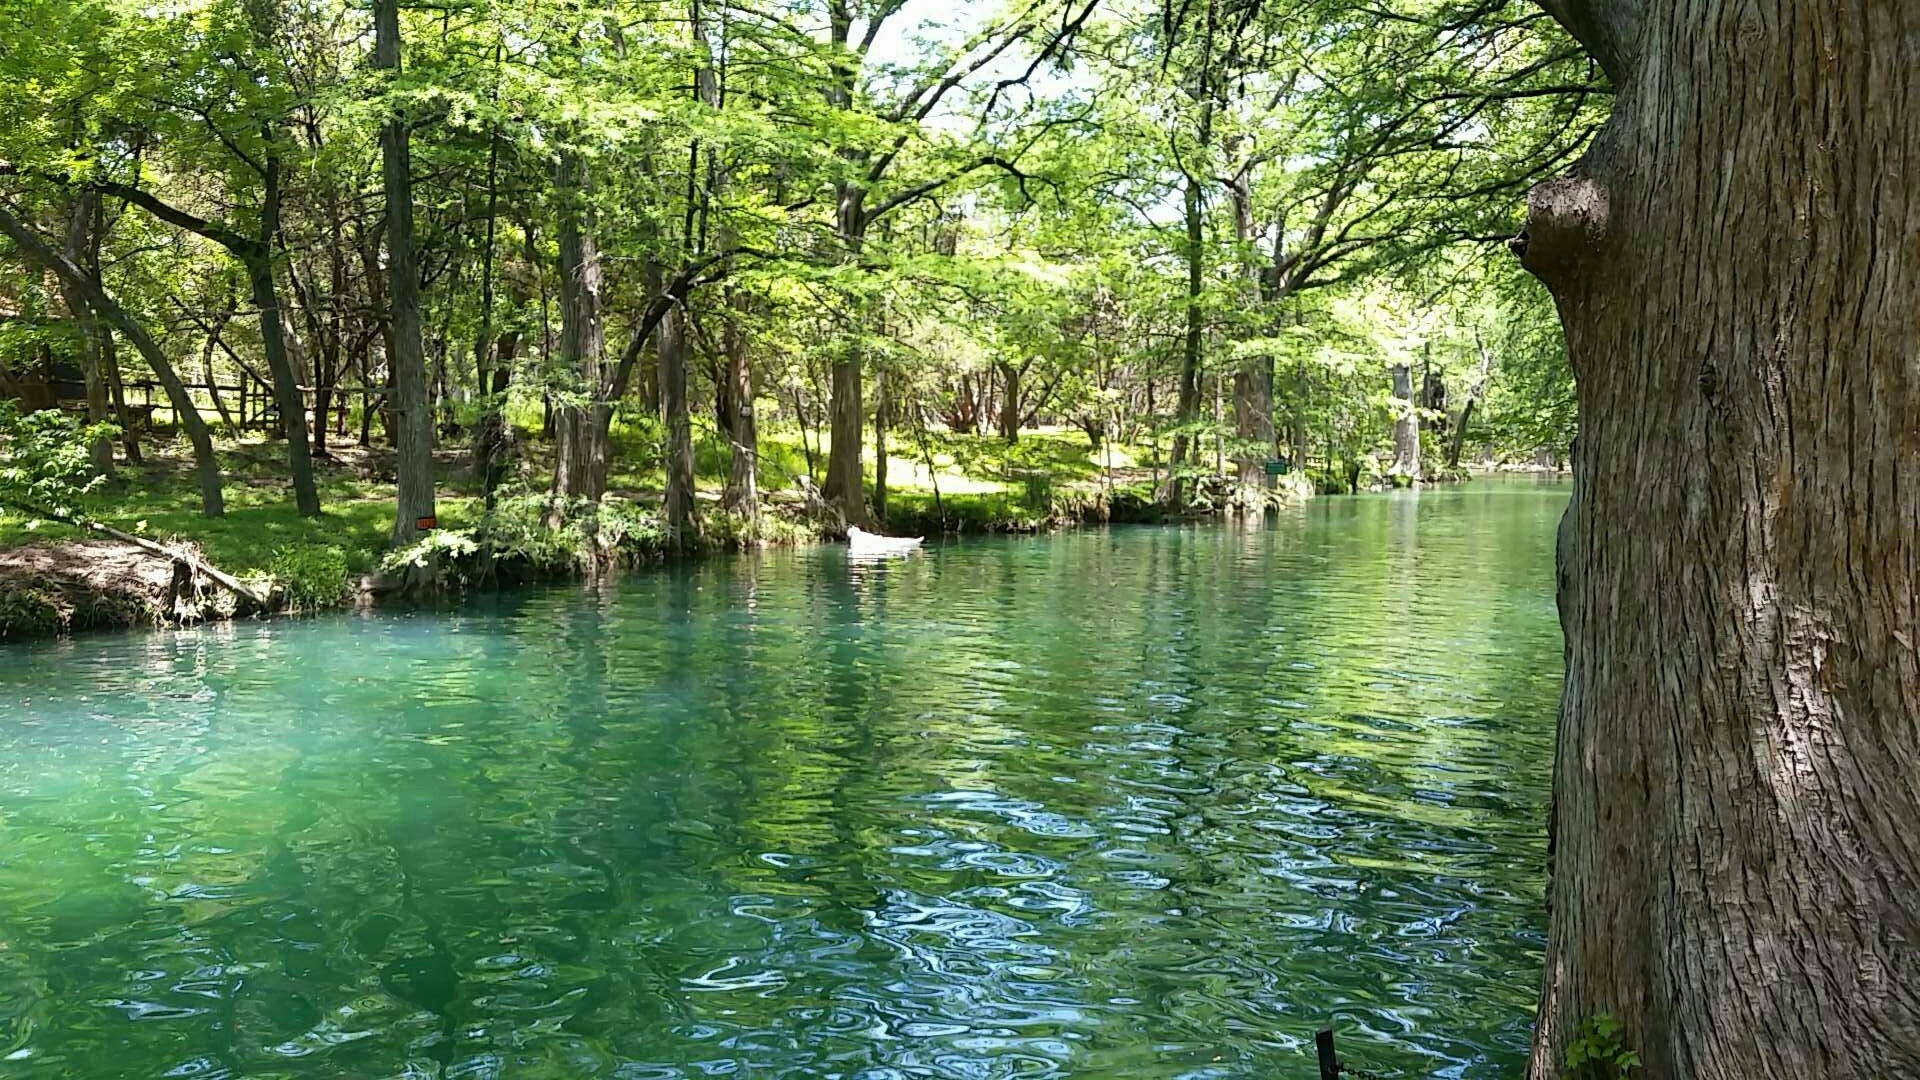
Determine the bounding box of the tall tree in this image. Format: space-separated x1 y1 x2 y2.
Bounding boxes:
546 149 609 519
57 191 117 475
1519 1 1920 1076
375 0 436 546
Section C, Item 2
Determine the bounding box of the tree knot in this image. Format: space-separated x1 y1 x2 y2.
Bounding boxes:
1513 176 1611 285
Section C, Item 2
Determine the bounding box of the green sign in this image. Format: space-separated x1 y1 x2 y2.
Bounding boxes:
1264 459 1291 476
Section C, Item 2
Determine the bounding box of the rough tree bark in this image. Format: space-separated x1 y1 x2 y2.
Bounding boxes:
719 289 758 518
1386 362 1419 481
1166 173 1207 511
1518 1 1920 1076
997 360 1022 443
59 191 116 476
821 181 870 528
375 0 436 547
547 150 609 520
658 298 698 550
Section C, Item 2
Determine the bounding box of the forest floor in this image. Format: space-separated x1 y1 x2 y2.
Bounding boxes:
0 419 1218 640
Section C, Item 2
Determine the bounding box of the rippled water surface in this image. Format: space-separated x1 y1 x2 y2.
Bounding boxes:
0 480 1568 1079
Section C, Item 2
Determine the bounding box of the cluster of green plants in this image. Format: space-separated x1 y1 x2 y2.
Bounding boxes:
0 402 117 520
265 544 351 611
1562 1014 1641 1080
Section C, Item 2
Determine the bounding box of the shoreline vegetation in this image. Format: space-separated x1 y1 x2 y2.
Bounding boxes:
0 0 1584 649
0 419 1568 642
1 424 1341 640
0 417 1574 642
0 0 1585 648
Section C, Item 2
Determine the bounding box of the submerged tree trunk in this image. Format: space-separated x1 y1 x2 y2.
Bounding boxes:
1520 2 1920 1077
1386 362 1419 481
376 0 436 547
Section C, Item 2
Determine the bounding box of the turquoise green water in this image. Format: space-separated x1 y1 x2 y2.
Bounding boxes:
0 480 1568 1079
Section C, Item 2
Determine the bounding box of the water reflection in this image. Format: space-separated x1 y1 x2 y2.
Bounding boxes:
0 480 1568 1079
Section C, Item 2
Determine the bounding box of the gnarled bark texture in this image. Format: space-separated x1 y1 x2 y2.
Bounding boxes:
1521 1 1920 1076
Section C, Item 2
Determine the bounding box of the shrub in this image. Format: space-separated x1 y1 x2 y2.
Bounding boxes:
0 401 116 519
268 544 351 611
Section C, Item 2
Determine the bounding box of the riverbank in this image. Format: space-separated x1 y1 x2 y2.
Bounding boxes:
0 428 1313 640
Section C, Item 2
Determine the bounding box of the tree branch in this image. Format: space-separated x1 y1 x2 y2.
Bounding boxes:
1533 0 1639 80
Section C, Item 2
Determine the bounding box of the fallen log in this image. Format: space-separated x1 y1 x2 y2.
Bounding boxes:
1 499 269 610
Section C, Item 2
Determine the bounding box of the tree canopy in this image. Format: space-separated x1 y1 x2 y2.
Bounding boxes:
0 0 1601 542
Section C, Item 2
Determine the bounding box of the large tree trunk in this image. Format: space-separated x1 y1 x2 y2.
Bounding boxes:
821 183 869 527
1385 362 1419 481
719 289 758 517
1166 174 1206 510
823 348 866 526
0 205 224 516
997 361 1021 442
249 160 321 516
375 0 436 547
547 150 609 519
60 192 115 476
1519 2 1920 1077
658 299 698 550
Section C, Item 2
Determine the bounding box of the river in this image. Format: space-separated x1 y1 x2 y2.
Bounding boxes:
0 478 1569 1079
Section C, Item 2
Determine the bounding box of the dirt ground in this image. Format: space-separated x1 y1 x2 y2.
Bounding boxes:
0 540 210 638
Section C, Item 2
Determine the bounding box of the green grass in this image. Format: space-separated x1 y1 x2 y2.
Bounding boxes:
0 413 1163 576
0 433 482 577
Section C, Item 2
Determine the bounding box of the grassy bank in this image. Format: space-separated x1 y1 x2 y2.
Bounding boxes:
0 418 1310 639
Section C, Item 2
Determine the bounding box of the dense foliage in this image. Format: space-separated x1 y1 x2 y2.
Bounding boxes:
0 0 1601 546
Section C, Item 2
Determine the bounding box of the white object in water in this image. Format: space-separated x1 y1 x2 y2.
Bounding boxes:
847 525 924 556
